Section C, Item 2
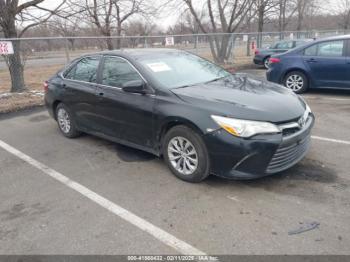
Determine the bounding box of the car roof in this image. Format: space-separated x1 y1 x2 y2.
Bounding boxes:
275 38 312 43
313 34 350 43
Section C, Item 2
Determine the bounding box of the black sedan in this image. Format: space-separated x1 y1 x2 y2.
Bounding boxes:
254 39 312 69
45 49 314 183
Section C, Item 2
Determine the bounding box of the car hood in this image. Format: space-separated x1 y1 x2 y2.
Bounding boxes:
171 74 306 123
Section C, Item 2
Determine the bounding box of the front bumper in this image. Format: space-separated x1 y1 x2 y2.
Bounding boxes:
253 56 264 65
203 114 315 180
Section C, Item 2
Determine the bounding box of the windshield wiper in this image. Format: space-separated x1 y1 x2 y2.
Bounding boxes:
173 84 196 89
173 76 231 89
205 75 230 84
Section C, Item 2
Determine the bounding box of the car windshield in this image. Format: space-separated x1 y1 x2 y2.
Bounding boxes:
138 52 232 89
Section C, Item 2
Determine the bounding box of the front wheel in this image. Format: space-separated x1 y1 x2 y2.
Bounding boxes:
162 125 210 183
283 71 308 94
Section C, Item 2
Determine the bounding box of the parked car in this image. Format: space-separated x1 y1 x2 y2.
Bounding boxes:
45 49 314 183
254 39 312 69
267 35 350 93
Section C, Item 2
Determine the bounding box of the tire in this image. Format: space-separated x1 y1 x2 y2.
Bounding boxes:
55 103 81 138
283 71 308 94
263 57 270 69
162 125 210 183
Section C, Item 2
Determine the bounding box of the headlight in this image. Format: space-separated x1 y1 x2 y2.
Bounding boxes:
211 115 280 138
305 104 312 114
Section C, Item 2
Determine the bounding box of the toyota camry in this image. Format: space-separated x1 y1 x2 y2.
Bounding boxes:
45 49 314 183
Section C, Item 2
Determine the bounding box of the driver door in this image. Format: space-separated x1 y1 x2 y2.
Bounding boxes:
94 56 155 150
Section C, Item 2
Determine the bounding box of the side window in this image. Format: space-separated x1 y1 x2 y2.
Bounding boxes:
304 41 344 57
304 44 317 56
318 40 344 57
101 57 142 87
276 41 293 49
65 57 100 83
295 41 306 47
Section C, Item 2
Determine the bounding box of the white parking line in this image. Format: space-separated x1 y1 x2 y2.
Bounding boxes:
312 136 350 145
0 139 206 256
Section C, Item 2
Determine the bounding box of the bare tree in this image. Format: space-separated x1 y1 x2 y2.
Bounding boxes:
295 0 319 31
255 0 278 33
335 0 350 30
73 0 156 50
183 0 256 63
50 16 82 50
254 0 278 47
0 0 66 92
277 0 297 33
125 20 159 47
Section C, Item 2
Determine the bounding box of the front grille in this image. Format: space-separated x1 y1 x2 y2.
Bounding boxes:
266 135 310 173
282 127 300 136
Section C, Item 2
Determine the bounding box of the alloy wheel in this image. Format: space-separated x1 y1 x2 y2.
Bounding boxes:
264 58 270 69
286 74 304 92
167 136 198 175
57 108 71 134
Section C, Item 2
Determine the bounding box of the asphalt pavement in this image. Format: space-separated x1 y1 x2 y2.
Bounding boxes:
0 70 350 255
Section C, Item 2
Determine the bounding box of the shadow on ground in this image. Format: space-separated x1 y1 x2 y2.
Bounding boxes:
114 144 156 162
204 157 344 203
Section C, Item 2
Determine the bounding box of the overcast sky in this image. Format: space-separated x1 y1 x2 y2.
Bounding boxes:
21 0 342 31
25 0 182 29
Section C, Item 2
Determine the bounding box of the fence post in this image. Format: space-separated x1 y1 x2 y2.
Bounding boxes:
229 34 234 63
246 35 250 56
64 38 70 64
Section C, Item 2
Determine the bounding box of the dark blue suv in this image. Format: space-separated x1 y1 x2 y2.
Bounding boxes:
267 35 350 93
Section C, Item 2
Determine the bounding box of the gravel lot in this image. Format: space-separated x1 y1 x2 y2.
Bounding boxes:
0 69 350 256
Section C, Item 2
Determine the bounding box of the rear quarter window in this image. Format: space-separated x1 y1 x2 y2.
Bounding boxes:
304 44 317 56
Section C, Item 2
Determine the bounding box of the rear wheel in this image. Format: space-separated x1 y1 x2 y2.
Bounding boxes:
162 125 210 183
263 57 270 69
283 71 308 94
55 103 81 138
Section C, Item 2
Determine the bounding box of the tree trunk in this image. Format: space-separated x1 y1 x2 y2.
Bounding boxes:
104 31 114 50
69 39 76 51
106 38 114 50
297 3 304 31
218 34 231 62
3 20 26 93
257 4 265 48
8 40 25 92
116 23 122 49
208 36 218 63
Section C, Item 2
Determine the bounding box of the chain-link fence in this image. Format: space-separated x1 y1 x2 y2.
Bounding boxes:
0 29 348 93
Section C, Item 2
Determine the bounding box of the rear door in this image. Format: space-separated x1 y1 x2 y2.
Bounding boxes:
302 40 349 88
94 56 155 150
62 56 102 130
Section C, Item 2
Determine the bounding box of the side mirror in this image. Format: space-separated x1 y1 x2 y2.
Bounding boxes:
122 80 147 94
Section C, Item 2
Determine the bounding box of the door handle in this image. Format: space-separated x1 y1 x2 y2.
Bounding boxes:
306 58 317 63
97 92 104 96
